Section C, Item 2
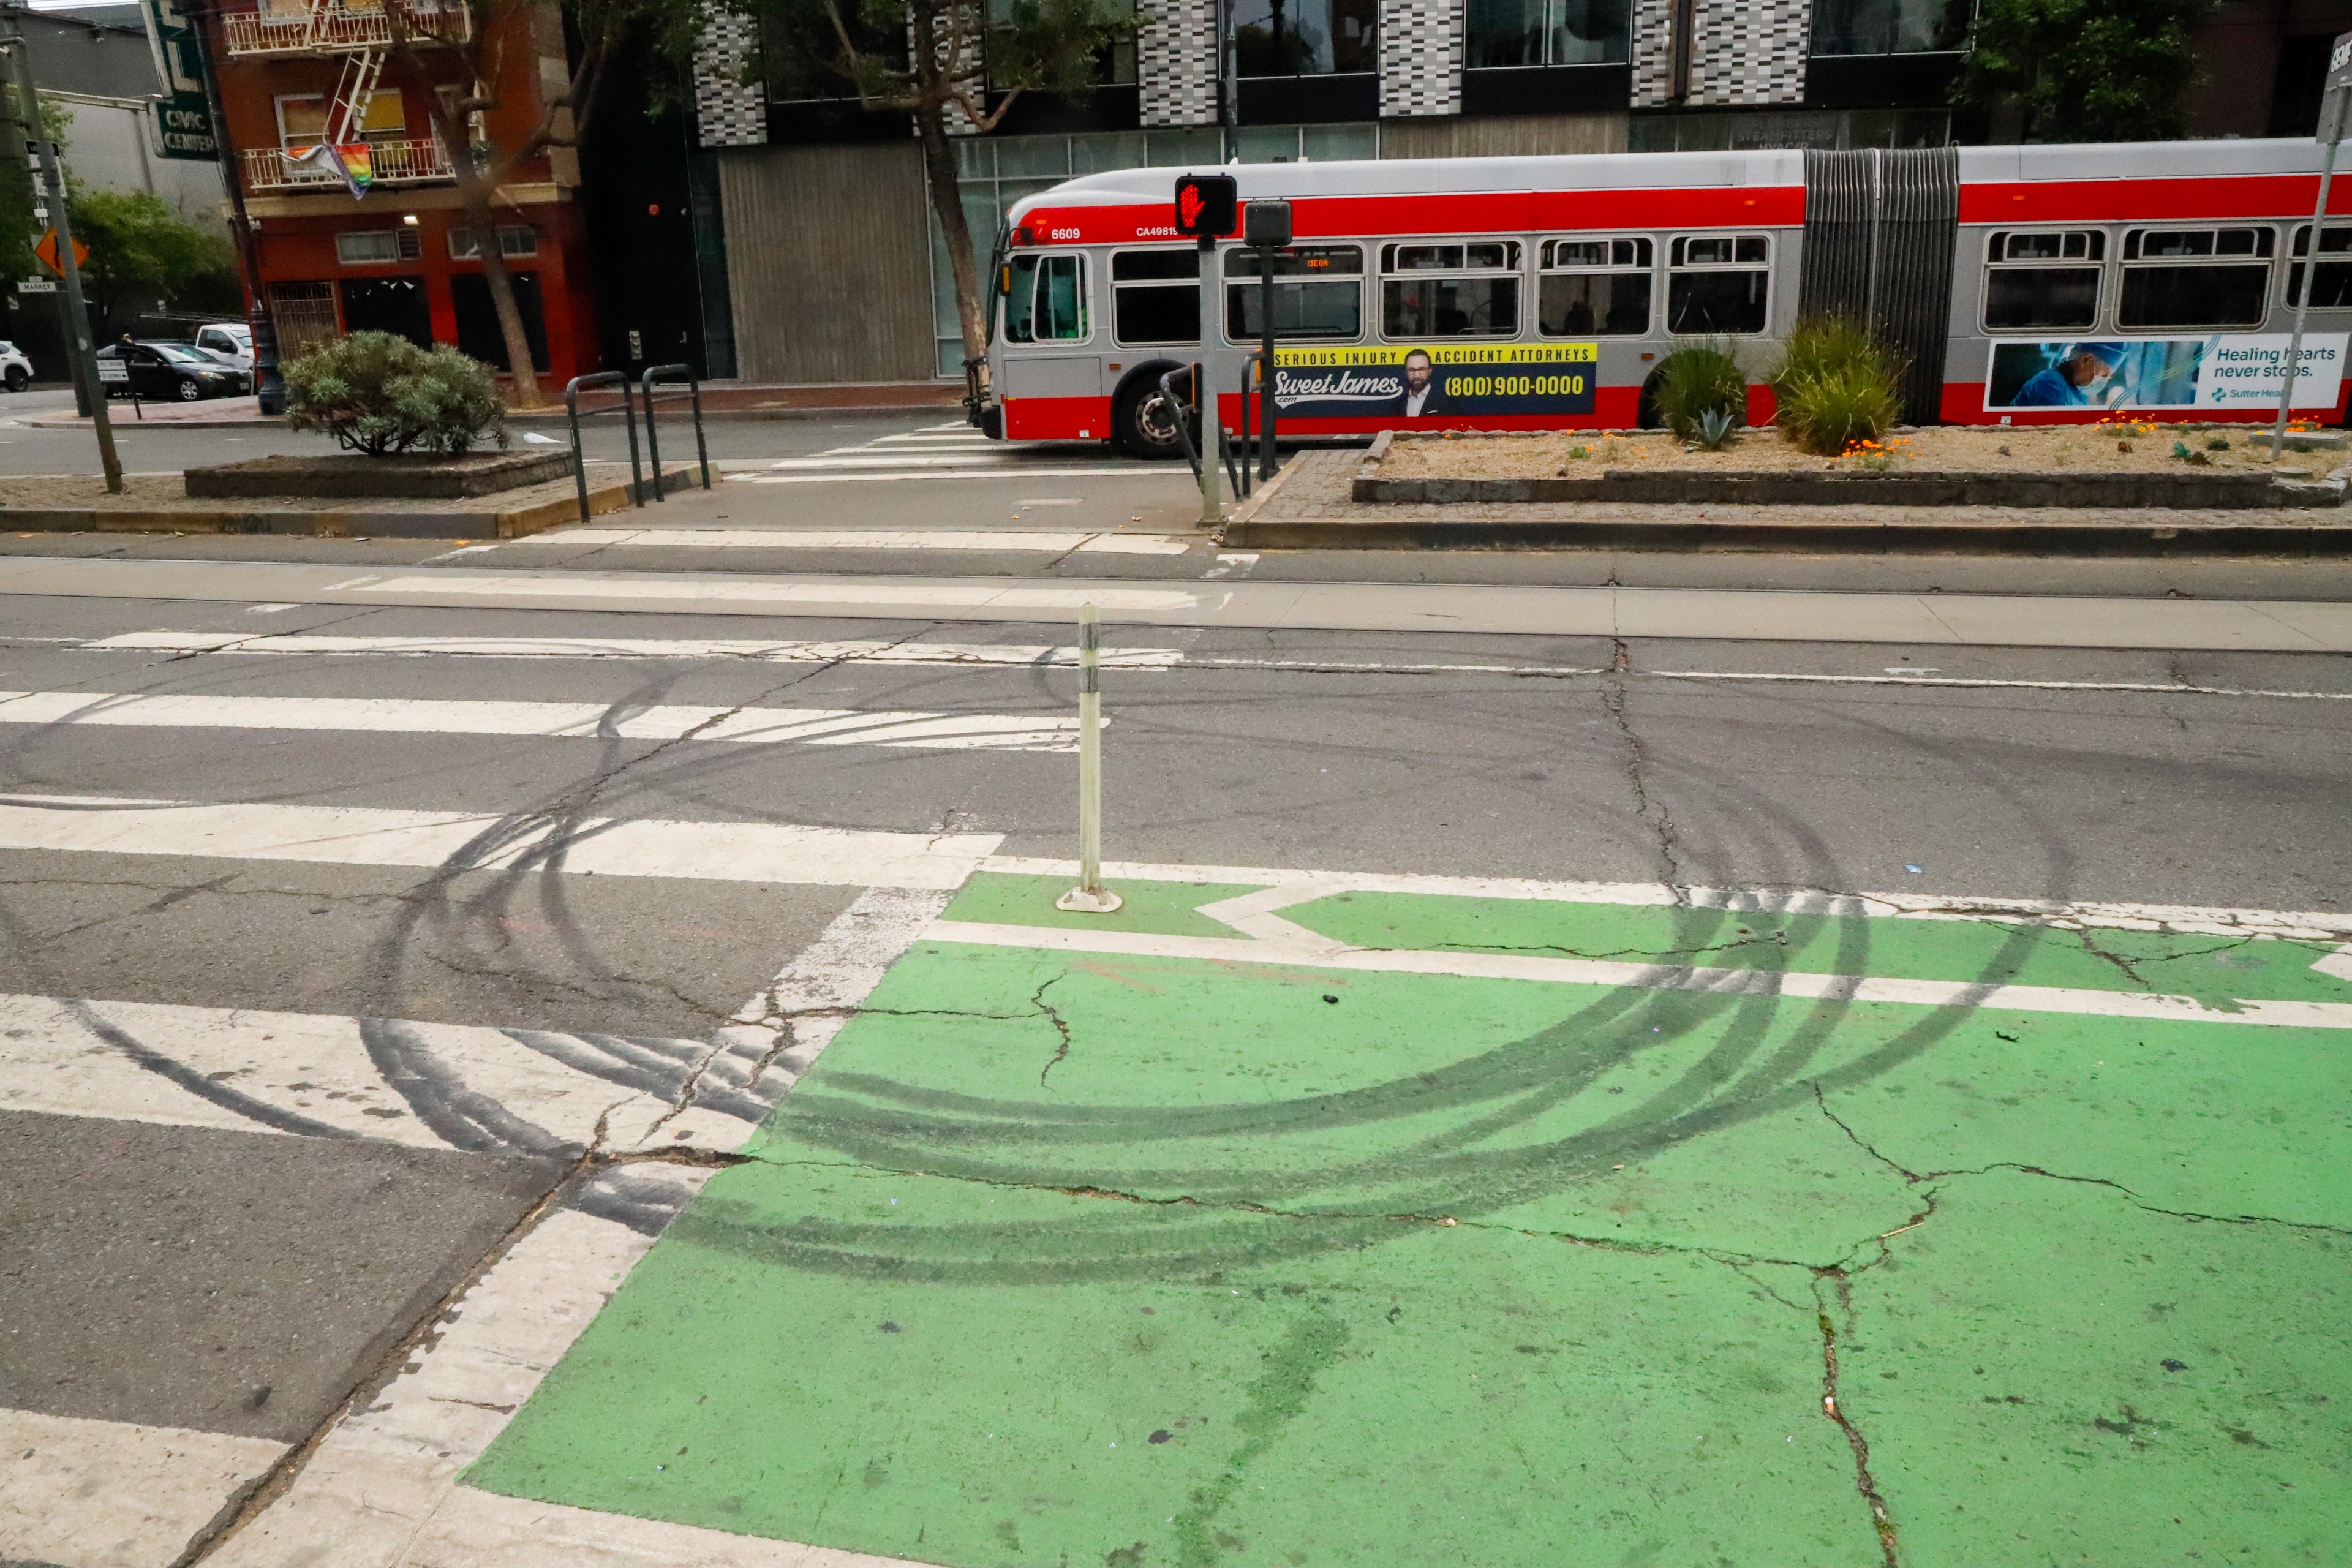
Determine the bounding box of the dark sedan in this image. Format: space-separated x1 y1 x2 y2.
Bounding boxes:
96 341 246 401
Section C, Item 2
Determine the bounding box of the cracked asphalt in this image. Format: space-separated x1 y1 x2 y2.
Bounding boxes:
1 522 2349 1567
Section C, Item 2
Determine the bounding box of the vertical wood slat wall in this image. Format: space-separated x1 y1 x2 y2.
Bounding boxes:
716 141 938 385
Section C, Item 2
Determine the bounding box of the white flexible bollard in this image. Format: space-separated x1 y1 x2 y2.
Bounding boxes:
1056 603 1121 914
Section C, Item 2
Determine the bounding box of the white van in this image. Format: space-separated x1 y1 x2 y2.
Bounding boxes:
194 322 254 372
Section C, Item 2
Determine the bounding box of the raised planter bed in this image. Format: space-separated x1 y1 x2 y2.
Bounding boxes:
1354 428 2350 510
184 450 574 500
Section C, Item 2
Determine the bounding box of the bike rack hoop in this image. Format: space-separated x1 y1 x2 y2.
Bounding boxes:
563 371 644 522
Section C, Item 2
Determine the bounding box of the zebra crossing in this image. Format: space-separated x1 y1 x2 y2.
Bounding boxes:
0 616 1071 1568
725 420 1148 486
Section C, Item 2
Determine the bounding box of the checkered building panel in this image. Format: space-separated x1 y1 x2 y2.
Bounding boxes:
1140 0 1220 127
693 10 767 149
1630 0 1676 107
1379 0 1461 117
1689 0 1809 105
1630 0 1811 108
910 8 987 135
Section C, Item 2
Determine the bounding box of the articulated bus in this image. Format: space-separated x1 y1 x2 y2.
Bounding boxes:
978 138 2352 459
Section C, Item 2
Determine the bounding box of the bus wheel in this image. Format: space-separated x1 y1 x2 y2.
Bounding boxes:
1112 374 1188 460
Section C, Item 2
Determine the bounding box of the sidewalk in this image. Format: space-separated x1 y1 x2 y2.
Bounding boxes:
1227 450 2352 556
20 380 963 431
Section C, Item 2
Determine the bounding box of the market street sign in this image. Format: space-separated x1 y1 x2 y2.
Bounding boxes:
139 0 218 161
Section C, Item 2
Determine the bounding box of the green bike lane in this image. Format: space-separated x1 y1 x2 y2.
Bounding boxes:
464 870 2352 1568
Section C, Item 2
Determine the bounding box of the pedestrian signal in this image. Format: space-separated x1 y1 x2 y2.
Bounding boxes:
1173 173 1238 239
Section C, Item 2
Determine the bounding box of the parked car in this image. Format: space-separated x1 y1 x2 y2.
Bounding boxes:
0 341 29 393
173 341 254 393
194 322 253 374
95 341 244 402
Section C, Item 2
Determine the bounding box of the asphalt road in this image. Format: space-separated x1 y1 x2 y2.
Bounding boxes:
3 443 2349 1566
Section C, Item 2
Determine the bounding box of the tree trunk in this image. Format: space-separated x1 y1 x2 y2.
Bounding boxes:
915 107 988 385
462 181 545 407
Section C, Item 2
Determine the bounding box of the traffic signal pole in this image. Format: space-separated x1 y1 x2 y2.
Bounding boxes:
1197 234 1221 526
0 15 121 492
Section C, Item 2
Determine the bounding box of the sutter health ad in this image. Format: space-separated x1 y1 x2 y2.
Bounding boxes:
1985 334 2348 411
1272 343 1597 420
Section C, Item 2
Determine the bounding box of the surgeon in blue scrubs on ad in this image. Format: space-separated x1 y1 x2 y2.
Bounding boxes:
2008 342 2128 406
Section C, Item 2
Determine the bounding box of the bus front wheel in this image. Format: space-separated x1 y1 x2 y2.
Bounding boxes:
1112 372 1189 461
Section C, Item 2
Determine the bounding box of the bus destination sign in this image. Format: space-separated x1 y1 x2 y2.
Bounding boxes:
1270 342 1599 419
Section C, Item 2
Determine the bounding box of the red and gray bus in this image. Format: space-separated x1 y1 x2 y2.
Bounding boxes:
978 137 2352 458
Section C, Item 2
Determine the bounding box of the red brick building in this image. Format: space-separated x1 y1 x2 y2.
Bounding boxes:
205 0 600 385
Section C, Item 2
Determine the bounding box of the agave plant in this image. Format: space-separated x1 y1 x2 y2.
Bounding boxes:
1693 407 1740 452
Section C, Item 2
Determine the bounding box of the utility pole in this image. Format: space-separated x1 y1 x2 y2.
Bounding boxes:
2272 31 2352 463
0 7 123 492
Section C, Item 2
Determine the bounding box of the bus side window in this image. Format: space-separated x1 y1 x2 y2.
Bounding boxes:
1381 239 1520 339
1224 244 1363 341
2120 227 2272 330
1982 229 2105 331
1539 236 1653 336
1004 252 1089 343
2288 224 2352 309
1666 233 1770 334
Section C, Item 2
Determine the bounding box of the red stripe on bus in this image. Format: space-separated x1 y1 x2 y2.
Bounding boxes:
1001 396 1111 441
1026 188 1806 246
1958 175 2352 225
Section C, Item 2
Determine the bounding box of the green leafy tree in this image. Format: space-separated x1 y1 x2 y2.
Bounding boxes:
383 0 710 407
1954 0 2221 143
753 0 1140 380
67 186 239 339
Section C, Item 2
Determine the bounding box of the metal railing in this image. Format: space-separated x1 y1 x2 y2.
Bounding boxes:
220 0 469 56
639 364 711 501
1159 363 1248 499
241 138 453 192
565 371 643 524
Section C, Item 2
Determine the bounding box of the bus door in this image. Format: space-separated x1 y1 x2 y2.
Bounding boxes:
999 248 1107 440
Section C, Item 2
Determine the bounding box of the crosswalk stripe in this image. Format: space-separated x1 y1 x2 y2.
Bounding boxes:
77 630 1187 666
0 689 1090 752
0 993 768 1155
508 527 1197 555
766 453 1031 469
0 1408 289 1567
0 793 1002 889
342 574 1211 611
726 467 1154 484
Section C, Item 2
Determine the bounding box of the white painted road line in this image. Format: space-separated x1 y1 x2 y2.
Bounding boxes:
0 688 1090 752
0 793 1003 889
509 527 1198 555
726 467 1158 484
79 630 1186 667
929 918 2352 1030
976 854 2352 941
0 993 772 1155
13 556 2352 647
0 1407 289 1568
347 574 1217 612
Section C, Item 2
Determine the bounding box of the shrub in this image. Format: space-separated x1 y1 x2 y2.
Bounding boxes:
284 331 506 457
1653 342 1748 440
1773 316 1904 456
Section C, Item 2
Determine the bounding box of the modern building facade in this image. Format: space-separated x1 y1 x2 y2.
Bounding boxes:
679 0 2352 390
205 0 598 382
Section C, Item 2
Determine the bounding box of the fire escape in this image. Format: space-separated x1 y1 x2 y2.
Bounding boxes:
223 0 470 192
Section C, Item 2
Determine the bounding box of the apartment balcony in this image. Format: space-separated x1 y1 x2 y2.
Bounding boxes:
241 138 456 192
219 0 470 57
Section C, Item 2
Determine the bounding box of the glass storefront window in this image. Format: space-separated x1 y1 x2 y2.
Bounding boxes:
1464 0 1630 68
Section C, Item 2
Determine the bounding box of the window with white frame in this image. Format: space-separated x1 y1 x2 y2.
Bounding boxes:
1110 249 1199 345
448 226 539 260
1225 245 1363 341
336 229 421 265
2119 227 2274 330
1381 241 1521 339
2286 224 2352 309
1002 251 1088 343
1981 229 2105 331
1667 233 1769 334
1538 236 1651 336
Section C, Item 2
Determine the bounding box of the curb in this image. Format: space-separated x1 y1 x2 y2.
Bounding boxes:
1221 514 2352 555
1352 469 2346 510
0 466 695 540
